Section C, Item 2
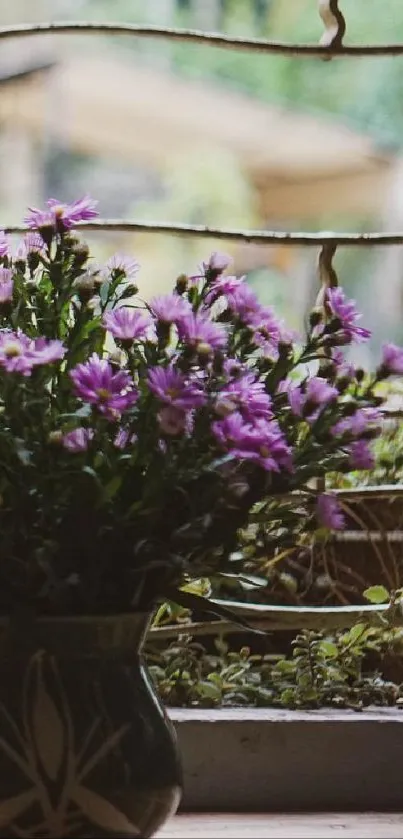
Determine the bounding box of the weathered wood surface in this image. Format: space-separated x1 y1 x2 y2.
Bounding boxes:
158 812 403 838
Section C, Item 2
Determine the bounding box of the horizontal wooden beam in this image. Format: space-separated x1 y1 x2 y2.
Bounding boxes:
6 220 403 247
1 22 403 59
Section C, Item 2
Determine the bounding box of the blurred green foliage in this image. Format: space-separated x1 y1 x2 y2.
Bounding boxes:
80 0 403 149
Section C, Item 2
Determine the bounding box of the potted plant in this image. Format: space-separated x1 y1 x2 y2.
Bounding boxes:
0 195 401 838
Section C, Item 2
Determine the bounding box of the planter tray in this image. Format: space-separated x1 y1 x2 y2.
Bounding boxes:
169 708 403 812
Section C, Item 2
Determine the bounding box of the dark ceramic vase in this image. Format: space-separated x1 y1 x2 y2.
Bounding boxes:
0 613 182 838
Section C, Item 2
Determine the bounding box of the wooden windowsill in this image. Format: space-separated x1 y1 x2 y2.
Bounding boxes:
158 812 403 838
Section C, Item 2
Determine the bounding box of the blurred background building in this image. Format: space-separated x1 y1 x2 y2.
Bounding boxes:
1 0 403 361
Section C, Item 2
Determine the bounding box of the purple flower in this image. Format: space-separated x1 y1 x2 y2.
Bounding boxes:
331 407 382 438
216 372 272 420
62 427 94 453
30 337 65 366
25 195 98 231
24 232 45 253
205 275 244 306
331 349 355 379
104 253 139 279
179 312 227 354
212 412 291 472
150 293 192 325
316 493 345 530
251 306 285 356
223 358 244 379
288 377 338 422
225 282 261 326
70 353 137 420
103 308 154 342
205 251 232 275
0 230 10 258
158 405 190 436
379 343 403 376
25 208 55 229
114 428 137 449
15 232 45 260
348 440 375 470
0 268 13 303
327 288 371 344
148 365 206 410
0 330 65 376
48 196 99 226
0 331 33 375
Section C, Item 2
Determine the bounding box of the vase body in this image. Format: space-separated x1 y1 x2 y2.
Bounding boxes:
0 613 182 838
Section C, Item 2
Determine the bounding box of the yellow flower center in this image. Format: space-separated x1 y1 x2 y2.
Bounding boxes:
4 341 22 358
96 387 111 401
260 446 270 458
196 341 212 355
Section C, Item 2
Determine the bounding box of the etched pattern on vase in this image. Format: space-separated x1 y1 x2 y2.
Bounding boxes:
0 651 140 837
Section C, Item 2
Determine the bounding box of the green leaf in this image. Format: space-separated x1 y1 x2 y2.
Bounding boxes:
272 659 295 674
363 585 390 604
198 681 222 701
347 623 367 643
103 476 122 501
320 641 338 659
99 281 110 306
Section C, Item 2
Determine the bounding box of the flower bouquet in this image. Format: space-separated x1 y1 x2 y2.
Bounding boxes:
0 194 401 837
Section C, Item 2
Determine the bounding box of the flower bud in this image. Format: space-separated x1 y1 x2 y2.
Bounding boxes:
207 251 232 276
309 308 323 328
27 252 40 272
336 375 350 393
176 274 188 295
74 273 96 302
326 316 343 334
72 242 90 269
63 234 80 249
319 361 336 379
278 341 293 359
124 284 139 297
355 368 365 383
343 401 358 416
48 430 63 445
323 333 350 347
38 225 54 247
14 258 26 274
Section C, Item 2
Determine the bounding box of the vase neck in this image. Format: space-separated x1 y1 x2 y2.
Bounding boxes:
0 612 153 659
